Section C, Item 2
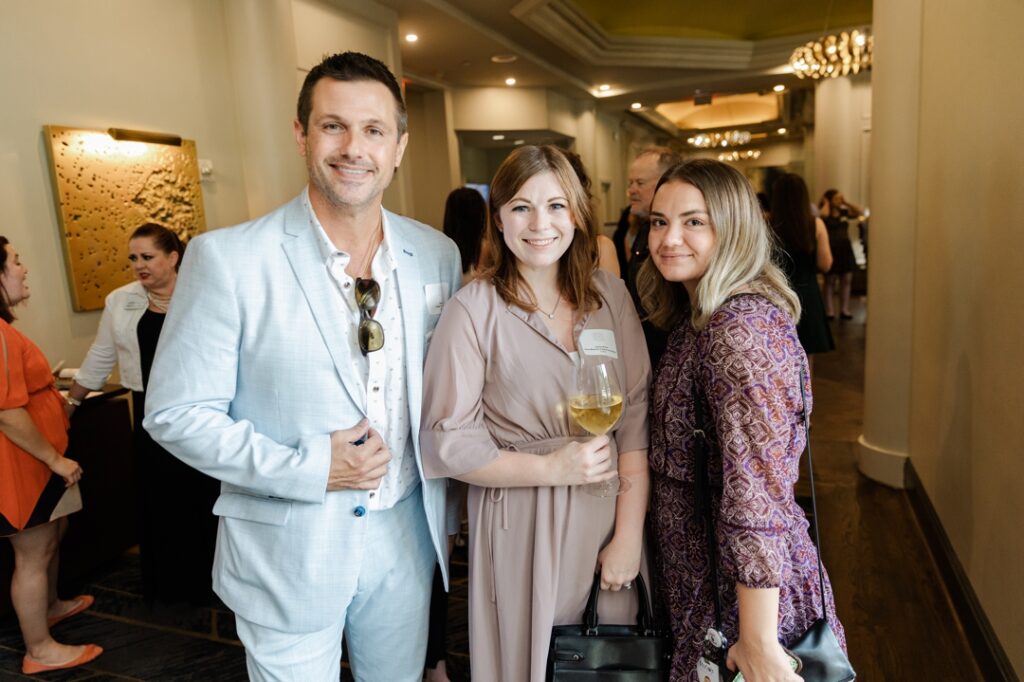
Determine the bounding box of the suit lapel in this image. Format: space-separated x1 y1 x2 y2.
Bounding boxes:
390 214 425 441
281 198 367 410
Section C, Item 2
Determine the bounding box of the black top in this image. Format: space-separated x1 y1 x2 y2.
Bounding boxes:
137 308 165 390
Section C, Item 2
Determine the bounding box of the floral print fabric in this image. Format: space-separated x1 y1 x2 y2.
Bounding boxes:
649 294 846 680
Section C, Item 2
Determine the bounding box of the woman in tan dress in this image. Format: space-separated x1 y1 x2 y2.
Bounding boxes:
421 146 651 681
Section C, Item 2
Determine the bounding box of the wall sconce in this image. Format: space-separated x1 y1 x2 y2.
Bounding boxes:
108 128 182 146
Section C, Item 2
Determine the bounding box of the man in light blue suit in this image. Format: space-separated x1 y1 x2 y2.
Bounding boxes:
144 52 461 681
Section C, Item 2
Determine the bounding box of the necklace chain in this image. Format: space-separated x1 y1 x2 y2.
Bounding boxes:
542 295 561 319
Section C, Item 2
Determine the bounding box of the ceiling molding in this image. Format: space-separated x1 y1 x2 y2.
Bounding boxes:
418 0 593 93
512 0 867 72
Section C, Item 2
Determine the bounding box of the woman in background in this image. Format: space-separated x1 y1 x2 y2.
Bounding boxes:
67 224 218 605
424 187 489 682
564 149 621 277
442 186 488 284
0 236 103 674
819 188 863 320
771 174 834 371
638 160 845 680
421 145 650 681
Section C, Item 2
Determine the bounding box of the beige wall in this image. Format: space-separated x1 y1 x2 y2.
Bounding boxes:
0 0 251 367
813 73 872 204
290 0 411 216
405 89 460 228
0 0 413 368
910 0 1024 669
870 0 1024 671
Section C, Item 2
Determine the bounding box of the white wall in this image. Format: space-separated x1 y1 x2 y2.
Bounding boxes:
0 0 250 367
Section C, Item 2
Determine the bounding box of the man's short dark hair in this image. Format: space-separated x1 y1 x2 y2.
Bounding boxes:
297 52 407 136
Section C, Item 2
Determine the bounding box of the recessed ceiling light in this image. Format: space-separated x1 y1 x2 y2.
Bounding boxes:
492 134 506 141
513 139 525 145
491 54 518 64
630 102 642 110
505 77 516 86
405 33 418 43
598 84 610 92
777 127 788 134
773 84 785 92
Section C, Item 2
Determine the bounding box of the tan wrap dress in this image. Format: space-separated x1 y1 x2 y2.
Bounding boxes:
421 270 652 681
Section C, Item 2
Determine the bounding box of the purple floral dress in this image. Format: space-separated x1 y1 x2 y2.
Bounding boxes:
649 294 846 680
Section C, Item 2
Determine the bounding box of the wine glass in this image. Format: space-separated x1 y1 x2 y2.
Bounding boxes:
569 360 631 497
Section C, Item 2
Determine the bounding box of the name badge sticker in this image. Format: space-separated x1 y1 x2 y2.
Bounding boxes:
424 283 450 315
578 329 618 359
696 656 720 682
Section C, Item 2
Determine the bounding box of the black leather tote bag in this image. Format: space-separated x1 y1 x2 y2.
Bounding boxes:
547 573 671 681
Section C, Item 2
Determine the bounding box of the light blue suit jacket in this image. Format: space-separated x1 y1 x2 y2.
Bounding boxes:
143 192 462 632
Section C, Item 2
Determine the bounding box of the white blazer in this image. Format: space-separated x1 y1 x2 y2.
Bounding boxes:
74 281 149 391
143 193 462 632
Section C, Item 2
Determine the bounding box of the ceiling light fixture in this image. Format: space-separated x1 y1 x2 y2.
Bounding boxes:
492 134 506 141
718 150 761 162
686 130 751 149
777 127 787 135
789 29 873 79
505 77 516 86
598 84 610 92
630 102 642 110
405 33 418 43
513 139 525 145
773 84 785 92
491 54 518 64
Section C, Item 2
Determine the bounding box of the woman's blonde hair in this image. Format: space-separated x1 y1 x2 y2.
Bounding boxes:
483 145 601 314
636 159 800 330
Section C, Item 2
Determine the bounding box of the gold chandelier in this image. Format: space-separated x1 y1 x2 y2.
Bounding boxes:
687 130 751 148
789 29 873 80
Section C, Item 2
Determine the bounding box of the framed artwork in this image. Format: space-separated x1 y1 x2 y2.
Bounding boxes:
43 125 207 311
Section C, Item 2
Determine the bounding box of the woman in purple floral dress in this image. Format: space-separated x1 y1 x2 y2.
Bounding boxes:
636 160 846 681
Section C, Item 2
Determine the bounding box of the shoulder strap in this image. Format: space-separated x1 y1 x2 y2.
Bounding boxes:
797 368 830 620
696 364 830 634
692 374 724 631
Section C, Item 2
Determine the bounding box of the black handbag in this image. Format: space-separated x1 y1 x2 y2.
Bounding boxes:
693 368 856 682
547 573 671 681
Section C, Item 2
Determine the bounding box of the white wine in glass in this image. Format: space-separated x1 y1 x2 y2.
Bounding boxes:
569 360 631 497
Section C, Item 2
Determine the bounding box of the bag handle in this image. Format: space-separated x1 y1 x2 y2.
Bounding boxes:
694 363 830 636
581 572 658 636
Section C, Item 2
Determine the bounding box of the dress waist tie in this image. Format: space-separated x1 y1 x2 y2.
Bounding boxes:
484 436 577 602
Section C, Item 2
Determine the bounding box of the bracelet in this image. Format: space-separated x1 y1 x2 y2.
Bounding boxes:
65 395 82 407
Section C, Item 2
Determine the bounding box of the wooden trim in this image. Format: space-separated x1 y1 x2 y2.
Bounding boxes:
905 462 1019 681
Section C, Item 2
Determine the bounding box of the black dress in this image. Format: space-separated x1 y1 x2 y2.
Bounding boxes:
134 308 220 604
824 216 857 275
780 249 835 355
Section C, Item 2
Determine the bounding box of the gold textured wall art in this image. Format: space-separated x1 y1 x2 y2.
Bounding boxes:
43 125 207 311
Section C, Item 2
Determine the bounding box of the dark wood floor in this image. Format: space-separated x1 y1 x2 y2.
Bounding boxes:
0 296 983 680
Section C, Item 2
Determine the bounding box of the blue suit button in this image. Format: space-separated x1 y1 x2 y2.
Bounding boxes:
353 506 366 517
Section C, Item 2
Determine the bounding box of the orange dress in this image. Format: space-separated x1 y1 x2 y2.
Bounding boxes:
0 319 77 537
